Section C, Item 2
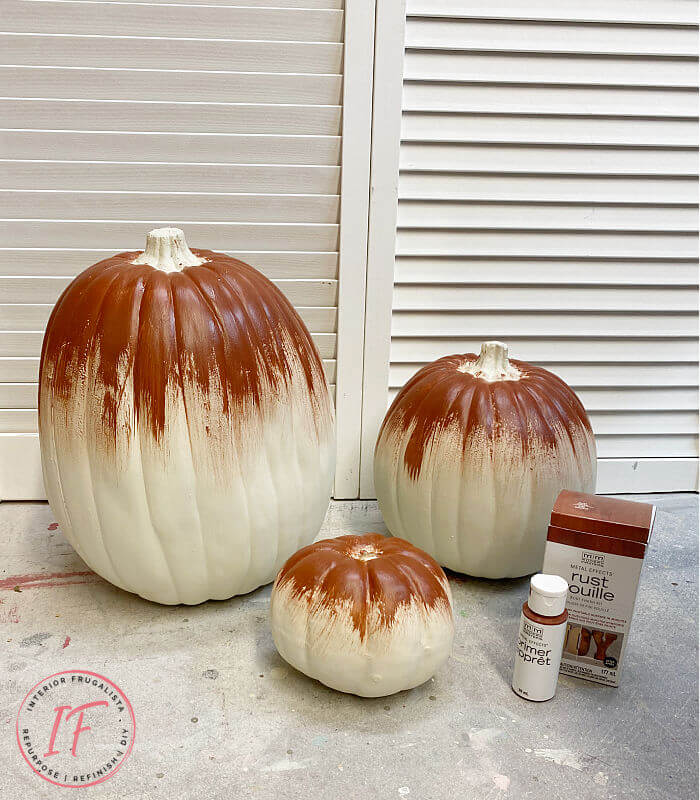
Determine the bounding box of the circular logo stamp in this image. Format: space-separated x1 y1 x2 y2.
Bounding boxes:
16 670 135 788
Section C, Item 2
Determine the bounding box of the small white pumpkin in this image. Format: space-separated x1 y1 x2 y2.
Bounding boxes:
270 533 455 697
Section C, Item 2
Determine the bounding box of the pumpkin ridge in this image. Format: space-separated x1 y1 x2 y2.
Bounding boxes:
132 270 177 444
517 379 578 453
429 377 475 561
535 380 583 449
183 268 254 415
551 374 592 433
81 267 136 589
194 262 274 418
453 372 481 474
492 378 528 455
297 553 345 650
128 271 181 601
401 371 467 481
257 272 327 413
275 323 311 562
221 259 331 427
497 381 536 557
276 546 340 591
116 273 151 416
276 540 341 581
358 558 372 642
169 275 216 595
387 546 448 586
46 265 128 440
40 262 127 409
497 379 530 458
315 560 370 640
473 380 501 443
39 263 131 582
39 259 117 383
509 380 558 452
96 270 152 446
382 548 445 608
519 365 592 435
145 274 196 599
365 557 413 631
199 257 329 432
180 268 235 420
453 386 471 571
390 559 448 620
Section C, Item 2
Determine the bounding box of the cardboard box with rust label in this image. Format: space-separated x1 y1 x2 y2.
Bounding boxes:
542 490 655 687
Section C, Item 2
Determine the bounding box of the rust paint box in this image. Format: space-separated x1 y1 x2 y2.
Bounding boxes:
541 490 655 687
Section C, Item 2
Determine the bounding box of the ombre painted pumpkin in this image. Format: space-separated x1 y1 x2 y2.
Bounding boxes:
39 228 335 604
270 533 454 697
374 342 596 579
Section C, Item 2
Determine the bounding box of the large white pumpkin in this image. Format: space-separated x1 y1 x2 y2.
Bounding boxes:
270 533 454 697
374 342 596 579
39 228 335 604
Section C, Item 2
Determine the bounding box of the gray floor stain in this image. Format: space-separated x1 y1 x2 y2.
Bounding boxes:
20 632 52 647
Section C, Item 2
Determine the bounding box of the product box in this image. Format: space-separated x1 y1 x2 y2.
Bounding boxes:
542 490 655 687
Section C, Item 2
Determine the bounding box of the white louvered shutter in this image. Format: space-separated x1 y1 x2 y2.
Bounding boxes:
361 0 699 495
0 0 374 499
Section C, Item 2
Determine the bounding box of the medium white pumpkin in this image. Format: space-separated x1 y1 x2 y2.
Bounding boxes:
270 533 455 697
39 228 335 604
374 341 596 579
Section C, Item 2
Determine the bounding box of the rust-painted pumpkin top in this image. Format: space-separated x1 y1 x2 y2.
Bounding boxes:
39 228 332 452
273 533 452 640
377 341 593 480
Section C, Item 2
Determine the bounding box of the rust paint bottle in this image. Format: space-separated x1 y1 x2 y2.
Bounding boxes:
512 574 569 702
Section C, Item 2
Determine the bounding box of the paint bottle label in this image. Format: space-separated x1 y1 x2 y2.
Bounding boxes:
512 612 567 702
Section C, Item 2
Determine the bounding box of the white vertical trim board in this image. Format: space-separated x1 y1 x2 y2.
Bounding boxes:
0 0 374 499
333 0 376 498
358 0 407 498
361 0 699 496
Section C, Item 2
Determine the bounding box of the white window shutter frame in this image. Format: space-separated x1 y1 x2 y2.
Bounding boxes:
359 0 699 497
0 0 375 500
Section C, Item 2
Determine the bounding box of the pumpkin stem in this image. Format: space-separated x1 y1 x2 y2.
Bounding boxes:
132 227 205 272
470 341 521 381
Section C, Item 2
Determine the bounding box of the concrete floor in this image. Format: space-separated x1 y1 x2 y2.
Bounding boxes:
0 495 697 799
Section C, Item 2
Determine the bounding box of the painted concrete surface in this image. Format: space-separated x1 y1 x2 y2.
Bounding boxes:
0 494 697 799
